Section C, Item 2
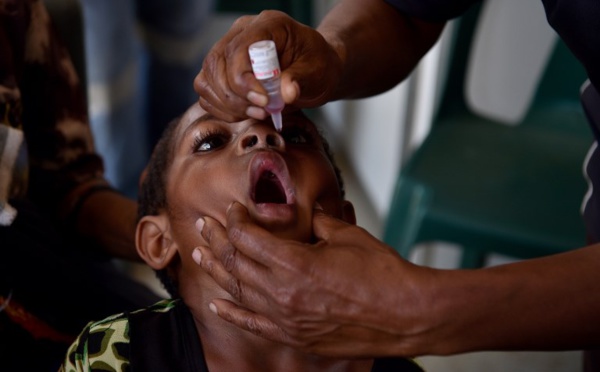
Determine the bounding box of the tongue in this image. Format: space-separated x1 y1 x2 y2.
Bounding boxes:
255 172 286 204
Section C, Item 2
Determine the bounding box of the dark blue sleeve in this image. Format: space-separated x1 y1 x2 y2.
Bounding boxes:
386 0 599 90
542 0 600 91
384 0 481 21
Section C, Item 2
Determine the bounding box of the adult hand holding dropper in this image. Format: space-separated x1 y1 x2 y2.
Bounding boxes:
248 40 284 131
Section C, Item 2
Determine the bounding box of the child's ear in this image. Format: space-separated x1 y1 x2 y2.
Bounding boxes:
341 201 356 225
136 215 178 270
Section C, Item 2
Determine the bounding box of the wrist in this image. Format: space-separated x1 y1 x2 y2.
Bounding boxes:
383 264 491 356
63 182 140 261
317 30 348 101
60 180 117 225
59 178 120 237
421 267 522 355
386 263 449 356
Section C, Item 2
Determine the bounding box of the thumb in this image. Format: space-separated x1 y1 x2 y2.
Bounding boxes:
312 208 351 241
280 73 300 104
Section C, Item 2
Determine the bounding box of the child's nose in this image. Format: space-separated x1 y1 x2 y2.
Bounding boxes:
239 125 285 152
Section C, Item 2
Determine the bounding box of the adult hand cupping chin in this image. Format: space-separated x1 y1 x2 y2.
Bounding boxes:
193 202 435 357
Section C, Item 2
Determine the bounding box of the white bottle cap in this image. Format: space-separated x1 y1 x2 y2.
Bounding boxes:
248 40 281 80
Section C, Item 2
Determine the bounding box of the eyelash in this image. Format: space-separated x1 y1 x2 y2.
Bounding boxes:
191 124 317 152
281 125 316 145
192 129 228 153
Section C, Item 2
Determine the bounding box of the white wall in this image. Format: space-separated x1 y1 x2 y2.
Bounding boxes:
318 0 558 239
319 24 453 231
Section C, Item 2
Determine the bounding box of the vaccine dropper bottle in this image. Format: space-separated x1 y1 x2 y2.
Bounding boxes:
248 40 284 131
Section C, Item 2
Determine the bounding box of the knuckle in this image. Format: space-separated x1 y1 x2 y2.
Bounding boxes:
271 264 312 316
221 245 237 272
257 9 288 21
280 319 304 340
203 256 214 275
227 223 244 246
226 276 241 301
231 14 253 28
198 98 210 109
202 51 219 70
197 78 212 95
275 288 301 316
244 317 263 337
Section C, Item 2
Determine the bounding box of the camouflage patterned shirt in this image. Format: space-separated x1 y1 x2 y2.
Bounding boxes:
60 299 209 372
60 298 425 372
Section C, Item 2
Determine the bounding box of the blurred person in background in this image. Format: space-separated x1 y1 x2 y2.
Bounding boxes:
81 0 215 197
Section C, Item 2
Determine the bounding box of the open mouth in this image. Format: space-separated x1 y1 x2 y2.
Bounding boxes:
255 171 287 204
250 152 294 206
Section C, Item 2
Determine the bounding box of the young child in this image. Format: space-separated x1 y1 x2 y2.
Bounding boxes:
60 103 423 371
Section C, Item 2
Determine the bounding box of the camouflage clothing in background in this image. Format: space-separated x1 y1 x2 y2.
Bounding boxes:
1 2 160 370
0 0 104 227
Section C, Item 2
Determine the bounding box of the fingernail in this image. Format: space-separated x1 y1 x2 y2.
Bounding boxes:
192 248 202 265
227 202 234 213
314 202 324 211
247 90 268 106
196 217 205 232
283 80 300 102
246 106 267 119
209 302 218 315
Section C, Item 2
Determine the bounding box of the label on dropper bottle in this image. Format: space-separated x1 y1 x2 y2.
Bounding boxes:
248 40 281 80
249 40 284 131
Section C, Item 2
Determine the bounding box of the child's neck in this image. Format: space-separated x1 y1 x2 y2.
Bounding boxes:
201 329 374 372
185 294 374 371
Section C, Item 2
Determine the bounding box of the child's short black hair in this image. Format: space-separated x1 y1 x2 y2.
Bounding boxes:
137 116 180 222
138 112 345 297
137 115 181 297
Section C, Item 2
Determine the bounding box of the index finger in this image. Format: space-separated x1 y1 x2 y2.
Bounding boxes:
216 15 277 101
197 50 253 120
225 202 294 267
195 219 275 311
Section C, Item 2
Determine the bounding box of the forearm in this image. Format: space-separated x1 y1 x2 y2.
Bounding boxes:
317 0 445 100
407 245 600 355
77 190 140 261
60 180 141 261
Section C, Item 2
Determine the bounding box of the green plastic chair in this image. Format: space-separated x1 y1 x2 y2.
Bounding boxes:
383 3 593 268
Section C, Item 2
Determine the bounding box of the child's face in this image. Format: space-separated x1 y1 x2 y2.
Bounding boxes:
164 103 350 251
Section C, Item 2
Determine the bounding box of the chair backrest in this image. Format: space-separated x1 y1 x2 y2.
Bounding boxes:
435 0 588 133
465 0 557 125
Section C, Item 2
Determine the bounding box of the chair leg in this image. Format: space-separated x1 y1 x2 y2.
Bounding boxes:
383 180 431 260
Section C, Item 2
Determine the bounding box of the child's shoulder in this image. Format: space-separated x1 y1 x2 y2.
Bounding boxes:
135 298 179 314
87 298 178 331
61 299 179 371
